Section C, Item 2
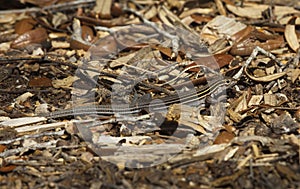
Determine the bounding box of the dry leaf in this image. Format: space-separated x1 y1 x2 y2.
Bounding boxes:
81 25 94 42
28 77 52 87
23 138 37 147
230 26 253 42
52 12 68 28
190 14 212 24
264 94 277 106
0 144 7 153
167 0 182 9
0 14 16 24
285 24 299 52
200 15 246 45
11 28 48 49
69 39 91 51
111 2 123 17
179 8 214 18
89 35 118 57
230 37 285 56
15 92 34 105
52 76 75 89
234 91 248 112
80 152 94 164
226 4 264 19
214 130 235 144
226 3 300 19
289 68 300 83
109 51 139 68
0 165 17 173
143 5 158 19
248 95 263 106
244 68 286 82
14 18 37 35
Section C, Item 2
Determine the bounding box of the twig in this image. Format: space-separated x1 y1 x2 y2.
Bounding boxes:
233 46 282 80
94 26 116 34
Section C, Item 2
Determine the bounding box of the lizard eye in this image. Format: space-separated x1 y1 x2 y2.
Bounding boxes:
225 79 231 84
224 78 237 87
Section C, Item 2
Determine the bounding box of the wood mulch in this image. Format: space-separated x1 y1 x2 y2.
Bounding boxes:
0 0 299 188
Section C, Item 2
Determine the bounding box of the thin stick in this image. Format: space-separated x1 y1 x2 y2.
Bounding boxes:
233 46 282 80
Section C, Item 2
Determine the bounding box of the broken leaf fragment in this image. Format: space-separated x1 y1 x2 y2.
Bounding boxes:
52 76 76 89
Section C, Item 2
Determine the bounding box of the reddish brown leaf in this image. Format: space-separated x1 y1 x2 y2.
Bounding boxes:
81 25 95 42
88 35 119 57
11 28 48 49
0 165 17 173
230 26 254 42
189 54 233 71
214 54 234 68
0 144 6 153
69 39 91 51
213 130 235 144
190 15 213 24
14 18 37 35
111 3 124 17
153 45 173 58
28 77 53 87
230 36 285 56
75 15 124 27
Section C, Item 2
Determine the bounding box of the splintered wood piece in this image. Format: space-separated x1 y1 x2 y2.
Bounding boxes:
0 117 47 127
15 121 71 133
214 0 227 16
93 0 113 19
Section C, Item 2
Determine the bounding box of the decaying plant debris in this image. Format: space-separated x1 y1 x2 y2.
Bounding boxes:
0 0 299 188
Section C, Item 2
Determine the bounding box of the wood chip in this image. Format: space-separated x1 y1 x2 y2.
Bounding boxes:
0 117 47 127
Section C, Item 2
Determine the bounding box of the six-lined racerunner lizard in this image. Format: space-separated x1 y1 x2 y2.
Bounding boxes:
42 78 235 119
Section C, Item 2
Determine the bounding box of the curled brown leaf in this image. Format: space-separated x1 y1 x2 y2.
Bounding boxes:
244 67 286 82
11 28 48 49
285 24 299 52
